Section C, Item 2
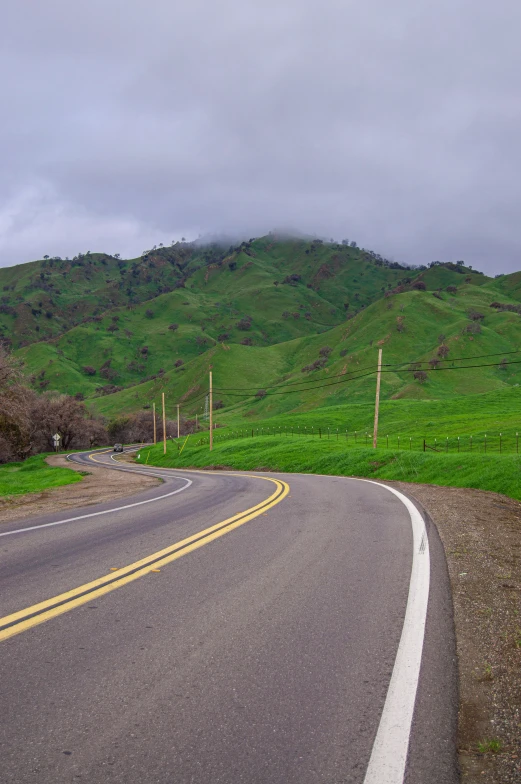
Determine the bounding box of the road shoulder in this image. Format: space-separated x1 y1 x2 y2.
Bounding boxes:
0 455 161 525
388 481 521 784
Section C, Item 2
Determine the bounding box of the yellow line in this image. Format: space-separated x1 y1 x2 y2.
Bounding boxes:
0 476 289 642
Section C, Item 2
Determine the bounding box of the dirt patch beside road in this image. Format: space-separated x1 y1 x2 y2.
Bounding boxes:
0 455 161 525
390 481 521 783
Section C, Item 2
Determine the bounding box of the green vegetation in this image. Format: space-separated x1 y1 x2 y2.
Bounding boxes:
0 454 83 497
476 739 503 754
4 236 521 482
135 437 521 502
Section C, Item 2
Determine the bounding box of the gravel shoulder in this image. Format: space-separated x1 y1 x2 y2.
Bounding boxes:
389 481 521 783
0 455 161 525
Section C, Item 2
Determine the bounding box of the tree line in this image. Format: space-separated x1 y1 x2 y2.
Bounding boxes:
0 348 188 463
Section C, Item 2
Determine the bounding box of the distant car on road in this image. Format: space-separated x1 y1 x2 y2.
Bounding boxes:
113 444 123 453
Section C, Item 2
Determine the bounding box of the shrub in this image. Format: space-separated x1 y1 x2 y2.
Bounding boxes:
319 346 332 357
145 309 154 318
82 366 96 376
463 322 481 334
255 389 267 398
240 337 253 345
140 346 149 355
340 348 348 357
168 323 179 331
468 309 484 321
174 359 184 368
217 333 230 342
228 261 237 271
282 311 290 319
413 370 428 383
236 317 252 331
282 274 301 286
412 280 426 290
446 285 457 294
213 400 224 410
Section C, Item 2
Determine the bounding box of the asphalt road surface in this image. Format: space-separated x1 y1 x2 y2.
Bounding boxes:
0 448 459 783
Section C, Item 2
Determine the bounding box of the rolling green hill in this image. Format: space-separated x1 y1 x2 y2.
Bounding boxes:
3 235 521 436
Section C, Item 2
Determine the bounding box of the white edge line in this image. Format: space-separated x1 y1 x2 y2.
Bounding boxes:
0 478 193 538
360 479 430 784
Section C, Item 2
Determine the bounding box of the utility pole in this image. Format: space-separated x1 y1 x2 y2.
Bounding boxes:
153 402 157 445
209 369 213 452
373 349 382 448
162 392 167 455
177 404 180 439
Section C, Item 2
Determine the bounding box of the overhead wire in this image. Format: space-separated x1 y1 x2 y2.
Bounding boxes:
210 348 521 392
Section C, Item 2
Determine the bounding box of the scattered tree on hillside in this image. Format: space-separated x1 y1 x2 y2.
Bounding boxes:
255 389 267 398
412 280 426 290
413 370 428 383
82 366 96 375
438 344 450 358
237 316 252 331
168 323 179 331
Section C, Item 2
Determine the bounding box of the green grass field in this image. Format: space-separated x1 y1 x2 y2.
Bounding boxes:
0 454 83 498
135 437 521 501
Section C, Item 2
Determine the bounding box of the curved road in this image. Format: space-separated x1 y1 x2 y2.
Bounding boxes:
0 449 458 783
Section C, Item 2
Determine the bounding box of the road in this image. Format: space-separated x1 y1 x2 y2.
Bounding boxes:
0 449 459 783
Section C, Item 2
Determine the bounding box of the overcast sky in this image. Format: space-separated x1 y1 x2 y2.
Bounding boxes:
1 0 520 274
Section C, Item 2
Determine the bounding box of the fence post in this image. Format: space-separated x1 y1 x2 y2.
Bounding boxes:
319 428 322 439
423 438 426 452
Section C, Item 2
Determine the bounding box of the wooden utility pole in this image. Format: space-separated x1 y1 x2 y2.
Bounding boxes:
177 404 180 439
153 402 157 445
209 370 213 452
373 349 382 448
162 392 167 455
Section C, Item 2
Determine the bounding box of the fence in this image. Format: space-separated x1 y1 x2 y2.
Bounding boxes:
193 426 521 454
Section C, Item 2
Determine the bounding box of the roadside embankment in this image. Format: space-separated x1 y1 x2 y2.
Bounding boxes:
135 437 521 501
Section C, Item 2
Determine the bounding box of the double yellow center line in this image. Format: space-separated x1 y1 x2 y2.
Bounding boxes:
0 475 289 643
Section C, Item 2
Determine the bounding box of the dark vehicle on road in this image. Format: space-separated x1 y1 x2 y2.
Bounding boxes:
113 443 123 453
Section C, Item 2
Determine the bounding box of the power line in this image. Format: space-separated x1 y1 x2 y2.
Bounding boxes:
211 348 521 392
213 358 521 397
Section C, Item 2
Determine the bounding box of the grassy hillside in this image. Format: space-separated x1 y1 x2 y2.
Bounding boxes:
5 234 521 437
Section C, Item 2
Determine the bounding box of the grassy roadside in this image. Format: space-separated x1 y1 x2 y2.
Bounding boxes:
0 454 83 497
135 436 521 501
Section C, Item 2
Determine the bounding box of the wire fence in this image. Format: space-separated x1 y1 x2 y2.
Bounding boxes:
193 425 521 454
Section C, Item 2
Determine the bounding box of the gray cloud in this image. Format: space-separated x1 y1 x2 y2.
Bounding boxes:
1 0 521 273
